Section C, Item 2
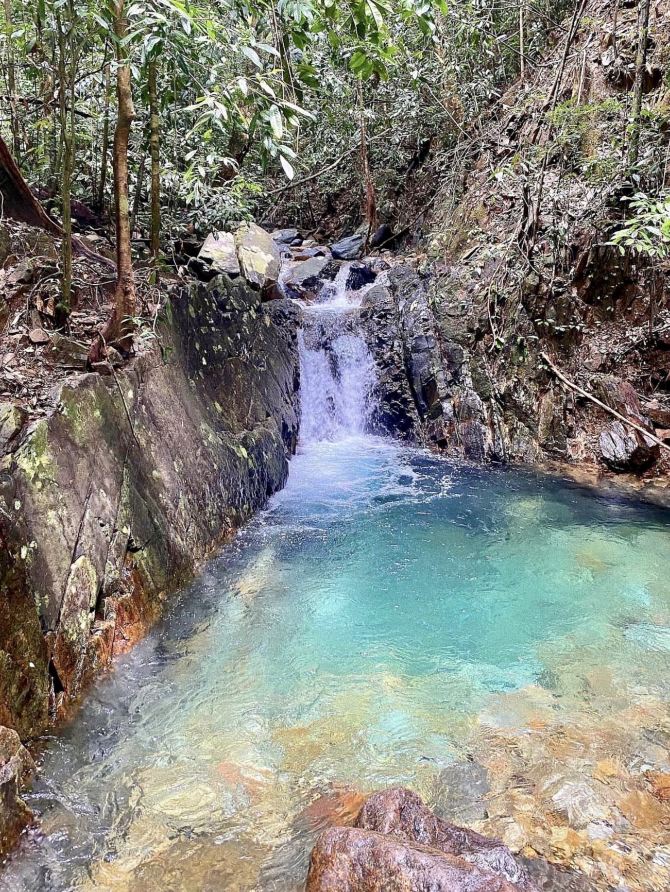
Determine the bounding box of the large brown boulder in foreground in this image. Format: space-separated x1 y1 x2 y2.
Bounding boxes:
306 787 537 892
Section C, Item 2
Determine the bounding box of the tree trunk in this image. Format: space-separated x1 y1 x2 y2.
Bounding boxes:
0 134 114 272
130 150 146 234
519 0 526 82
358 82 376 250
628 0 651 168
0 135 62 234
90 0 136 362
97 61 111 210
148 58 161 278
56 7 74 317
4 0 20 160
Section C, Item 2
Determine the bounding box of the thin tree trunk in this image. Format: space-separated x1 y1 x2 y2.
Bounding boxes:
3 0 20 160
148 58 161 277
358 82 376 251
519 0 526 82
91 0 136 362
56 7 74 316
628 0 651 168
97 61 111 210
130 150 146 234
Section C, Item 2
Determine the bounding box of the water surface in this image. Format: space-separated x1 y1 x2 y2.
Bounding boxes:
4 436 670 891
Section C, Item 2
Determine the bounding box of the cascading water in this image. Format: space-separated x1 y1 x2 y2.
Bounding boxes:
296 265 377 444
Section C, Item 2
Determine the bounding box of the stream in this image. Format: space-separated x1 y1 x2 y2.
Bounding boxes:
3 273 670 891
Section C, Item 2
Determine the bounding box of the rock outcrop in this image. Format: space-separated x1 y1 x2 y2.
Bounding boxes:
0 273 300 740
0 727 34 857
306 788 536 892
362 265 496 460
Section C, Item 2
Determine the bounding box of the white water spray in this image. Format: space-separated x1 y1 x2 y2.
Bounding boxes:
297 262 378 444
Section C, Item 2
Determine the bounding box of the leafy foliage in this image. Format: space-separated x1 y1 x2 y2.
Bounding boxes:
610 192 670 260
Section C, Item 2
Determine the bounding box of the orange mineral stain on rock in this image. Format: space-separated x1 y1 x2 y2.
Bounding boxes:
646 771 670 801
616 789 669 830
300 786 367 832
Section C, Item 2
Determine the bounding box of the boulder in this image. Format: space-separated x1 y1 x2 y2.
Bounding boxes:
330 234 363 260
599 421 659 472
198 231 240 278
281 257 339 301
235 223 281 292
345 262 376 291
369 223 394 249
0 726 35 857
595 377 659 472
356 788 535 890
271 228 301 246
291 246 330 261
306 826 520 892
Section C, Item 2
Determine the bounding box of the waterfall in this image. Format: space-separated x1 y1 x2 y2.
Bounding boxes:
297 266 377 444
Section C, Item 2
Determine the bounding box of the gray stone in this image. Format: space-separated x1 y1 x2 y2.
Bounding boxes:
281 256 335 301
330 234 363 260
198 231 240 277
346 262 376 291
599 421 659 473
235 223 281 291
272 228 301 245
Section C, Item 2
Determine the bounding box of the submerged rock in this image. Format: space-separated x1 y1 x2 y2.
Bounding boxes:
330 234 363 260
306 787 536 892
433 759 491 824
0 726 34 856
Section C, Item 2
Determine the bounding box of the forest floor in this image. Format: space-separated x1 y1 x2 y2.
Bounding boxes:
0 220 167 421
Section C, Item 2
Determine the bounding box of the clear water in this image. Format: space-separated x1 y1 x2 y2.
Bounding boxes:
4 436 670 891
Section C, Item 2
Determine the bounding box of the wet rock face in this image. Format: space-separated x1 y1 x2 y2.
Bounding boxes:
0 726 34 856
306 827 520 892
0 274 300 740
361 264 495 459
306 788 534 892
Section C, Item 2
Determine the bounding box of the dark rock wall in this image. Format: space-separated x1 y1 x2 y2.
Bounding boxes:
362 265 497 461
0 275 300 741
